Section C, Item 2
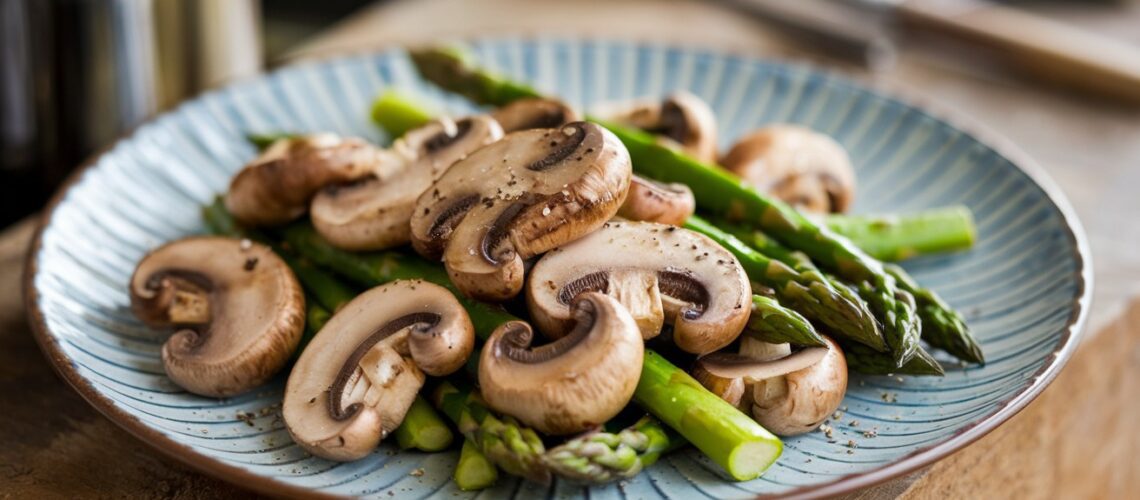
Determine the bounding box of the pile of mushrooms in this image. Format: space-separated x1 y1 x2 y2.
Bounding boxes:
283 280 474 460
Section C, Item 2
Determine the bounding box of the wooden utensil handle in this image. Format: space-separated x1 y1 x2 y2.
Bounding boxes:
898 0 1140 104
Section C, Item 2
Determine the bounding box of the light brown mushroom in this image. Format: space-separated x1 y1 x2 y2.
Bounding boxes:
129 237 305 397
750 336 846 436
491 97 578 133
310 117 503 250
720 125 856 214
602 91 718 164
479 292 643 435
616 174 695 225
409 121 631 301
225 134 386 226
526 220 751 354
282 280 474 461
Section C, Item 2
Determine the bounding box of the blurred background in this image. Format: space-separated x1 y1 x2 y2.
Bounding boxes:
1 0 1139 326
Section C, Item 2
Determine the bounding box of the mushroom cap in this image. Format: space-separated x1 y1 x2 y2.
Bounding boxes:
283 280 474 461
720 125 856 214
129 237 305 398
602 91 718 164
616 174 696 225
478 292 643 435
526 220 751 354
691 361 747 409
491 97 579 133
410 121 631 301
751 336 847 436
310 117 503 251
225 134 382 226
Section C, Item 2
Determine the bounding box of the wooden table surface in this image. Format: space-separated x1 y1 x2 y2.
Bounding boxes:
4 0 1139 497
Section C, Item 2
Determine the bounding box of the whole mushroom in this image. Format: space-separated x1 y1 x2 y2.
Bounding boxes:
129 237 305 397
409 121 631 301
479 292 644 435
225 134 386 226
282 280 474 461
601 91 718 164
491 97 578 132
616 174 696 225
310 116 503 250
526 220 751 354
695 336 847 436
720 125 856 214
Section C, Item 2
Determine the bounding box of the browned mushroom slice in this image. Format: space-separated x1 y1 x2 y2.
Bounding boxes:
129 237 305 397
491 97 579 132
526 220 751 355
310 117 503 251
282 280 474 461
603 91 718 164
720 125 857 214
617 174 696 225
225 134 388 226
479 292 643 435
698 347 828 383
409 121 631 301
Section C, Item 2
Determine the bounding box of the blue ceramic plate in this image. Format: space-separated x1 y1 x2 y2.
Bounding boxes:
26 39 1091 498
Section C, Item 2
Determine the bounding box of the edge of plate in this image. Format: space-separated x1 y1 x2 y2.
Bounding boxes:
22 38 1092 499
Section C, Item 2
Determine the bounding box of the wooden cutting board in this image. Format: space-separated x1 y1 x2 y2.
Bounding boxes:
2 216 1137 497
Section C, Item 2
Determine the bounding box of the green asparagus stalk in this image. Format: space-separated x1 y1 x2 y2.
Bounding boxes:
886 264 984 364
455 438 499 491
246 132 297 151
824 206 976 262
284 221 783 481
371 90 435 138
408 47 543 107
395 396 456 452
684 216 884 351
842 341 945 376
543 416 680 484
746 295 826 347
433 380 550 484
635 351 781 481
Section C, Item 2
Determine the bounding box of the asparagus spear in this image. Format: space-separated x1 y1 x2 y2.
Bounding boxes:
246 132 296 151
684 216 884 351
824 206 976 262
408 47 543 107
746 295 826 347
843 341 945 376
371 90 436 138
283 221 784 481
543 416 680 484
886 264 984 364
455 438 499 491
433 380 550 484
395 396 456 452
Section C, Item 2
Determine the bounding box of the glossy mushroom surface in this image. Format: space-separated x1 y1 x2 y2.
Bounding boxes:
526 220 751 354
409 121 631 301
720 125 856 214
478 292 643 435
282 280 474 461
129 237 305 397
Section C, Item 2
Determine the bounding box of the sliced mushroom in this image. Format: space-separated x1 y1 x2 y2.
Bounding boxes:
225 134 385 226
526 220 751 354
479 292 643 435
601 91 718 163
720 125 856 214
749 336 847 436
491 98 578 132
617 174 695 225
691 362 747 409
283 280 474 461
409 121 631 301
310 117 503 250
698 347 828 383
129 237 305 397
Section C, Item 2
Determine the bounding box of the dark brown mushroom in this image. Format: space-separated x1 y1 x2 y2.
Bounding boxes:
409 121 631 301
129 237 305 397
